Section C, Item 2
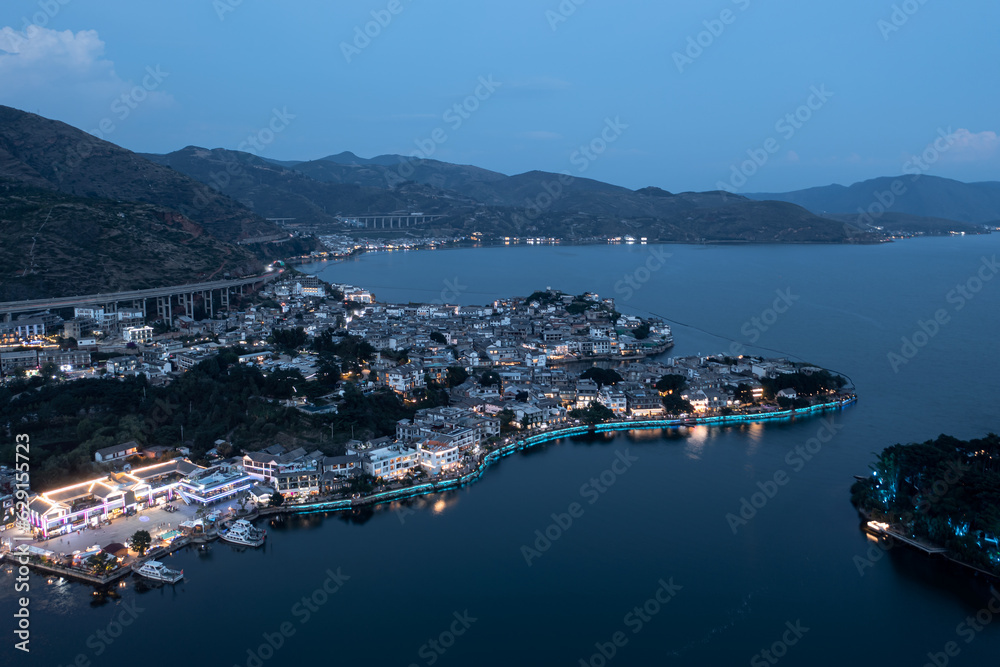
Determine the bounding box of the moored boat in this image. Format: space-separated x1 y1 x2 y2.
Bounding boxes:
220 519 266 547
134 560 183 583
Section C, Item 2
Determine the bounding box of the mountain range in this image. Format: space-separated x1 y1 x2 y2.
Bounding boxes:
1 105 996 300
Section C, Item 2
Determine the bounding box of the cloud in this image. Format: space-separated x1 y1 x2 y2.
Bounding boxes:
942 128 1000 163
0 26 173 130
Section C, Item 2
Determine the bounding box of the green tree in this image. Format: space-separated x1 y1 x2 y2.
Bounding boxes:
655 374 687 393
480 370 501 388
569 403 614 425
430 332 447 344
86 552 116 575
499 408 516 433
446 366 469 388
129 530 152 556
269 490 285 507
580 367 622 387
662 393 694 415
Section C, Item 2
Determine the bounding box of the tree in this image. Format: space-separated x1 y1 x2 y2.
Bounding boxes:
655 374 687 393
569 403 614 425
480 370 501 388
269 490 285 507
129 530 152 556
86 552 116 575
662 393 694 415
446 366 469 388
632 322 651 340
515 391 530 402
430 332 447 344
499 408 516 433
580 367 622 388
40 361 61 382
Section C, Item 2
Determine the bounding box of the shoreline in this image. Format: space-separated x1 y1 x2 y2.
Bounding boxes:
293 231 997 270
264 396 858 517
860 515 1000 584
4 397 857 587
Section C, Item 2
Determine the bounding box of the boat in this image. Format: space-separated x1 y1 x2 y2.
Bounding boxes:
134 560 183 583
220 519 266 547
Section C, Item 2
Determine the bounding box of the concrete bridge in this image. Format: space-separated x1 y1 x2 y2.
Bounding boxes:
0 273 279 321
336 214 445 229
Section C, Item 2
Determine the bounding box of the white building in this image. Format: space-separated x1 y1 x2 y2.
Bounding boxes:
361 445 419 480
598 388 628 416
418 440 460 475
123 326 154 344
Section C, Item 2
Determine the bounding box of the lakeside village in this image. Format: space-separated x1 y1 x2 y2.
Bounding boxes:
1 274 854 586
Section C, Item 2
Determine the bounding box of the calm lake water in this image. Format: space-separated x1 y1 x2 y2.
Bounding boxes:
4 237 1000 666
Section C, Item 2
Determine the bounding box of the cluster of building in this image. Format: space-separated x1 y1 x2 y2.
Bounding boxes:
4 272 855 538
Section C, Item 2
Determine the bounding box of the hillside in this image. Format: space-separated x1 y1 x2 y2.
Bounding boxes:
0 106 283 243
0 180 262 301
141 146 460 227
748 175 1000 225
156 149 859 243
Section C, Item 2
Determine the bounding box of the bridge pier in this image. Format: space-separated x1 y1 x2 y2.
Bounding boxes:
156 296 172 322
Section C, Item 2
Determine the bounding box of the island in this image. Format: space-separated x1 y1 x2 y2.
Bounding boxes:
851 433 1000 578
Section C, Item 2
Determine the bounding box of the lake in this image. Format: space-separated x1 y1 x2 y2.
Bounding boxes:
4 236 1000 666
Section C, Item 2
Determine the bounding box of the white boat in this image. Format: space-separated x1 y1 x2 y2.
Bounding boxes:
220 519 266 547
135 560 183 583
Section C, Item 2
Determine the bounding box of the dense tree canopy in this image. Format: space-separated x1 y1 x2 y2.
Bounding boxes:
580 367 622 387
852 433 1000 574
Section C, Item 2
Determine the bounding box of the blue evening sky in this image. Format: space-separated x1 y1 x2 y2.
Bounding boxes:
1 0 997 193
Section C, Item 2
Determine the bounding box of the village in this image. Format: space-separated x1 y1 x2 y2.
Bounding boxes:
1 272 854 585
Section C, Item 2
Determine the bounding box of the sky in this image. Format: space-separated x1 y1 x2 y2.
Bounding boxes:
0 0 998 193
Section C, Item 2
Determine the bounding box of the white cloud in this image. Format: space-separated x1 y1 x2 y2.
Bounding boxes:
942 128 1000 163
0 26 173 132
